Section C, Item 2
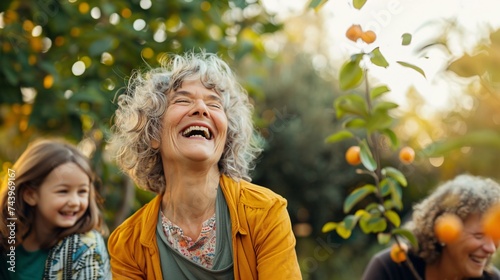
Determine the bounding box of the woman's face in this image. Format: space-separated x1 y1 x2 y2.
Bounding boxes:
159 79 228 168
440 212 499 278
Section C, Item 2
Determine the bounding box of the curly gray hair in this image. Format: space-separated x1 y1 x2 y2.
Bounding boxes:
407 174 500 264
109 51 263 193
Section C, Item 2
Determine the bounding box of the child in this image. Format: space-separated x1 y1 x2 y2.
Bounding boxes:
0 139 111 279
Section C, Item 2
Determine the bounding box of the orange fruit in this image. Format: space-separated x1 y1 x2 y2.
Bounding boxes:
434 213 463 244
30 37 43 53
483 204 500 241
43 75 54 89
361 30 377 44
345 146 361 166
399 146 415 164
346 24 363 42
390 242 408 263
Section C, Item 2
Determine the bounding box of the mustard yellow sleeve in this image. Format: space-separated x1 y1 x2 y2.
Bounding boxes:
108 225 147 280
253 199 302 279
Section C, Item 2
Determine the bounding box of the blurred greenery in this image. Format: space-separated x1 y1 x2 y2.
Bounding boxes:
1 0 500 279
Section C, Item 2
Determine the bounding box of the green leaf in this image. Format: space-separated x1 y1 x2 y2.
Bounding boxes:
355 209 370 218
370 85 391 99
389 181 403 210
381 129 399 148
385 210 401 227
401 33 412 46
383 199 395 211
361 216 387 233
396 61 426 78
382 167 408 187
334 94 368 118
343 184 377 213
392 228 418 249
336 223 352 239
366 111 394 132
325 130 354 144
339 59 364 90
380 179 391 197
359 214 371 233
370 47 389 68
343 214 360 230
365 203 380 213
377 232 392 244
366 102 398 132
353 0 367 9
322 222 338 233
373 101 399 111
360 139 377 171
344 118 367 129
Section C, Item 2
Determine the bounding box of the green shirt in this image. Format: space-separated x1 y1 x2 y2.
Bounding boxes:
1 246 49 280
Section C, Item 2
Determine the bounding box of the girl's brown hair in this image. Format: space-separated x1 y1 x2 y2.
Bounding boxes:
0 139 105 252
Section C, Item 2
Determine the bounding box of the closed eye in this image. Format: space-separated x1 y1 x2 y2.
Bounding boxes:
208 102 222 109
174 99 190 104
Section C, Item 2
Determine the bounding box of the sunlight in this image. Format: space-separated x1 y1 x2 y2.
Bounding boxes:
262 0 500 113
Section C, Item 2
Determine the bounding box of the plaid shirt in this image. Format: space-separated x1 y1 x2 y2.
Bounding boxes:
43 230 111 280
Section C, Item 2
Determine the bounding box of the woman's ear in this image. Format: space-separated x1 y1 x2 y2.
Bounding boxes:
22 188 38 206
151 138 160 149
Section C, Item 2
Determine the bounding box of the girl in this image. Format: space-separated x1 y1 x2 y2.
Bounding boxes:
0 139 111 279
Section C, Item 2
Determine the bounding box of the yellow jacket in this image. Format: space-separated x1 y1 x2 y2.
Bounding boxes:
108 175 302 279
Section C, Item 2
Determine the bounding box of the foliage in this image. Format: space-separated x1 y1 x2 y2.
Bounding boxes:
308 0 426 278
252 52 346 233
0 0 282 228
421 28 500 158
250 51 378 279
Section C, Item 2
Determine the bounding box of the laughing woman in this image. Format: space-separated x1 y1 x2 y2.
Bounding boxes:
108 51 301 279
362 174 500 280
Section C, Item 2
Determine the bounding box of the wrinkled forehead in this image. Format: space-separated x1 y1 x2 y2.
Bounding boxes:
167 75 228 102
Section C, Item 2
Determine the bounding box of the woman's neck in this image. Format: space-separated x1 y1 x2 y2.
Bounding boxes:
161 168 220 239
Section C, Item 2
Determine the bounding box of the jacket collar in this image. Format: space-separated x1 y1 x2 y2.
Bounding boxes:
220 175 247 236
139 175 248 249
139 194 162 249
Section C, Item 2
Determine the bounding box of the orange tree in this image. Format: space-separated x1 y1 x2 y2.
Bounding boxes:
308 0 425 278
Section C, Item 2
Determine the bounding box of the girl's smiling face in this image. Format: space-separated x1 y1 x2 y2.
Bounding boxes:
24 162 90 231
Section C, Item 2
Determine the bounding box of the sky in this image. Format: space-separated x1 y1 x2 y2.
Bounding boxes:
262 0 500 113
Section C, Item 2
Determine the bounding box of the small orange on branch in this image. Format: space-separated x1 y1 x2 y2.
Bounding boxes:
345 146 361 166
399 146 415 164
390 242 408 263
361 30 377 44
346 24 363 42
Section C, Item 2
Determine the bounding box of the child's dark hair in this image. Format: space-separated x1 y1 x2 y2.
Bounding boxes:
0 139 106 252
